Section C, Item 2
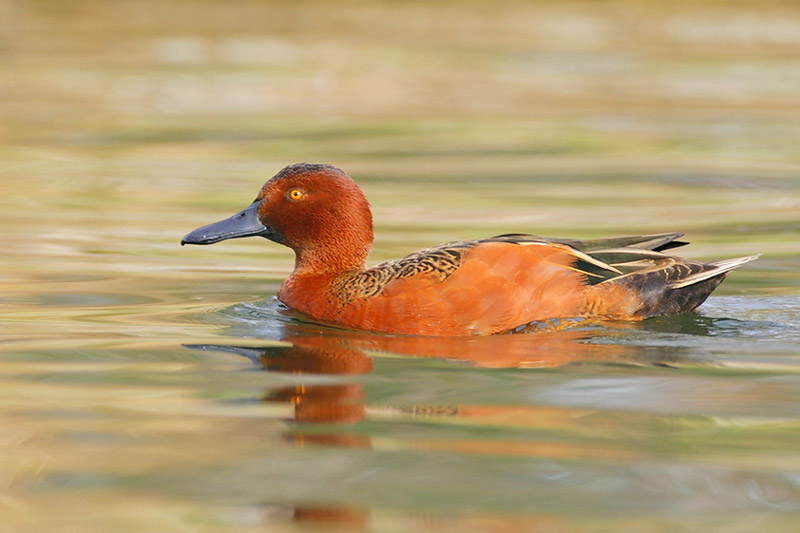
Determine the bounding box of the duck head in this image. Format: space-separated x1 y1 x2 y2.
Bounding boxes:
182 163 374 274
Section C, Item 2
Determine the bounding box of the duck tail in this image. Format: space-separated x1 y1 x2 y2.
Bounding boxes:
602 254 759 318
669 255 760 289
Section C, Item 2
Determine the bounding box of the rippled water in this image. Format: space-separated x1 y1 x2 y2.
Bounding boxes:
3 1 800 531
6 293 799 531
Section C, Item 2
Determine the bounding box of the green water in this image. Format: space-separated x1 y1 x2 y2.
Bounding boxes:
2 1 800 531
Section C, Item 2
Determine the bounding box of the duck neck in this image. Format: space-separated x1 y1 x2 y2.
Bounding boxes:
278 210 374 313
291 242 369 278
279 244 369 319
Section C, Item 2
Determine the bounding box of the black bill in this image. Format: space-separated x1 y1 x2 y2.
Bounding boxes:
181 200 271 245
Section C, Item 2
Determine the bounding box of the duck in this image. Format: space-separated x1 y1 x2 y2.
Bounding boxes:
181 163 757 336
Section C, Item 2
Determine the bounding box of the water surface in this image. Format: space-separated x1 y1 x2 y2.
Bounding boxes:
2 1 800 531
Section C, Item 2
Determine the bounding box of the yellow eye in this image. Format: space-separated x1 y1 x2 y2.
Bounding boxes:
287 188 305 201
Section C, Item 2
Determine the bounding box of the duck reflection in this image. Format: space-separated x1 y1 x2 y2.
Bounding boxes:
187 338 373 445
290 505 370 530
187 326 694 433
186 329 696 529
252 502 370 530
185 306 754 530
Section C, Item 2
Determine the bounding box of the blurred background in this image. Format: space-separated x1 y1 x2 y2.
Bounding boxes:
4 0 800 280
2 1 800 532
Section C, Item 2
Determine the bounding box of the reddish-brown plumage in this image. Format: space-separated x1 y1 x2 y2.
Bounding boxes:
293 242 587 335
257 164 373 274
182 163 757 336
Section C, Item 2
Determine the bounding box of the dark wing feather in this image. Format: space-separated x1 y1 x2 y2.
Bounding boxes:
489 232 688 253
558 233 689 253
484 233 690 284
483 233 754 292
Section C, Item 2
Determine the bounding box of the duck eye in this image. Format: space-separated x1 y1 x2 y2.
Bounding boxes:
287 188 305 201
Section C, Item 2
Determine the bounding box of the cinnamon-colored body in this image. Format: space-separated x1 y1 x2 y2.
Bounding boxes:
279 242 639 335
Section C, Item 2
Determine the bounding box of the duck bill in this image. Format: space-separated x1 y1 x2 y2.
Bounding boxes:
181 200 271 245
